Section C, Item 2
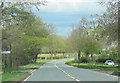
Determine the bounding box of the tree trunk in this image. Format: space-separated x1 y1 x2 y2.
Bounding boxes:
34 54 37 63
4 55 7 68
91 53 94 62
78 50 81 60
1 2 4 8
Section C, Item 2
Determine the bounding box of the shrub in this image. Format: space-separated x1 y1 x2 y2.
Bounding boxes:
117 59 120 63
96 53 114 63
115 58 120 63
96 58 106 63
96 58 114 63
78 57 90 63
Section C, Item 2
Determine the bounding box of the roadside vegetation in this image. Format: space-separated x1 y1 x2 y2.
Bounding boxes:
1 3 68 68
1 2 72 82
65 1 119 76
1 0 119 82
2 59 50 81
65 60 119 76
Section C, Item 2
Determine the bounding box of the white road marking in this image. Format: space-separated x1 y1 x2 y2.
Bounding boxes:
65 72 68 74
71 76 75 79
24 74 33 81
25 59 79 82
67 74 71 77
55 62 80 82
75 79 80 81
63 70 65 72
24 63 46 81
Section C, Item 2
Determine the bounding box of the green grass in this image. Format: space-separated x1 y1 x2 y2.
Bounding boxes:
66 60 119 73
2 59 50 81
20 60 50 70
2 72 29 81
0 74 1 83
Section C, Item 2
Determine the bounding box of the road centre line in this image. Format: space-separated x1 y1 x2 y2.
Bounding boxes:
55 63 80 81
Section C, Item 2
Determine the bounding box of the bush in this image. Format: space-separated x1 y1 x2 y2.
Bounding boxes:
96 53 114 63
96 58 107 63
78 57 90 63
96 58 113 63
117 59 120 63
115 58 120 63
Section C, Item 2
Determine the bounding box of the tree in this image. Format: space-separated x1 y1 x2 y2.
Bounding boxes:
98 1 118 45
66 17 102 61
46 34 66 58
83 37 102 62
2 5 50 67
23 36 48 63
67 26 87 60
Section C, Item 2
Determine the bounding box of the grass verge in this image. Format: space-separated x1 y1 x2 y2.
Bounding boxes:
65 60 119 76
2 59 50 81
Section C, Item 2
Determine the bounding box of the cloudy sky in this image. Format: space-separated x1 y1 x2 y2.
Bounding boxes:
33 0 106 37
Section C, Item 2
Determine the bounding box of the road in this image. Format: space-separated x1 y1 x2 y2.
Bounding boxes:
25 58 118 82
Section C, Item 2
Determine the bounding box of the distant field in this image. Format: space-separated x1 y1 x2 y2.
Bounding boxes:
38 53 64 57
38 53 75 58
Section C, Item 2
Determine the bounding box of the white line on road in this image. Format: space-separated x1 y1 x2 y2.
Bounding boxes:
24 69 36 81
55 63 80 82
70 76 74 79
67 74 71 77
24 63 46 81
75 79 80 81
24 75 31 81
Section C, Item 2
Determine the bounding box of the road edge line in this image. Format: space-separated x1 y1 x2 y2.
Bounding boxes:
23 62 47 81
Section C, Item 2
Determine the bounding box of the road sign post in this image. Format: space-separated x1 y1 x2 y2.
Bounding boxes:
1 50 11 68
